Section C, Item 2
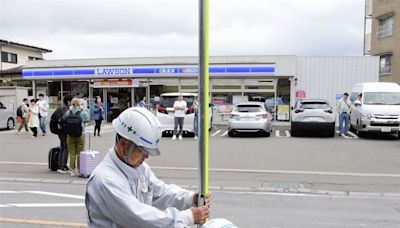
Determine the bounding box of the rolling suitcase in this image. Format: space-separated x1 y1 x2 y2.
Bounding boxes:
48 146 61 171
80 133 100 178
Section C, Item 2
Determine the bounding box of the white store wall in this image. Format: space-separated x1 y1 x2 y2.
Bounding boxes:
295 56 379 109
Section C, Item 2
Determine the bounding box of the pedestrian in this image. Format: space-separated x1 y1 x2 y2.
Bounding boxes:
28 99 40 138
37 94 49 136
138 96 149 109
53 95 73 174
92 96 104 137
81 96 88 111
85 107 210 227
192 96 199 140
16 98 30 134
172 94 187 140
65 98 89 177
337 92 352 136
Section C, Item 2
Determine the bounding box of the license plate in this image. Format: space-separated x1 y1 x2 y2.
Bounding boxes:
381 127 391 132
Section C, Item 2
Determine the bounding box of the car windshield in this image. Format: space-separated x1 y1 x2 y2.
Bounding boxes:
236 105 263 112
364 92 400 105
300 102 330 109
159 96 195 107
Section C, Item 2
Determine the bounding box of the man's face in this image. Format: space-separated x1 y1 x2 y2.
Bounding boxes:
344 95 348 100
119 139 149 168
178 96 183 101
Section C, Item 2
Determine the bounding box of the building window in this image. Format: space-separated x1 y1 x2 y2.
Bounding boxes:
377 15 393 38
1 51 18 64
28 56 42 61
379 54 391 75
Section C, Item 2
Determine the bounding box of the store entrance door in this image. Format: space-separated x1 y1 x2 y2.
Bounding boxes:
106 88 132 122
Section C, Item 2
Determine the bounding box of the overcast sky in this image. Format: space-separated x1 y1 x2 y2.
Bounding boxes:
0 0 366 60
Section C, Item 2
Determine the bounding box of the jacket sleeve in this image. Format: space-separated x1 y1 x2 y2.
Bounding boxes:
92 104 98 113
148 167 195 211
88 175 193 228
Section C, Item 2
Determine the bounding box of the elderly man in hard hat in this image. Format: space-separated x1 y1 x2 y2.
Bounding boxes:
85 107 210 228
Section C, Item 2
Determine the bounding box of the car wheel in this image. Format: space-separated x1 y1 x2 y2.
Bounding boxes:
290 126 297 137
7 118 15 130
228 130 235 137
356 120 363 137
264 131 270 137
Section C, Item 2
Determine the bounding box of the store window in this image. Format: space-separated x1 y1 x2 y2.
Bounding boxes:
1 51 17 64
377 14 393 38
379 54 391 75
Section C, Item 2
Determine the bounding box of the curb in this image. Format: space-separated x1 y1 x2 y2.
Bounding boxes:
2 177 399 199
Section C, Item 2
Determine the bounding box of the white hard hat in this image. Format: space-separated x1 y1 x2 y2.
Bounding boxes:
112 107 162 156
201 218 238 228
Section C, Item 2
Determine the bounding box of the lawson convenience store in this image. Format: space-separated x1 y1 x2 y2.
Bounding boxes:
22 55 378 122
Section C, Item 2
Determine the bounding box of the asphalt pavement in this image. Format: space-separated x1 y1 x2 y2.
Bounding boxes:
0 122 399 227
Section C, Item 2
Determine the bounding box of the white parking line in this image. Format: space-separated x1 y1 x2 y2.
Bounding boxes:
347 131 359 139
211 130 221 137
25 191 84 200
284 130 291 137
275 130 280 137
220 130 228 137
4 203 85 208
336 130 354 139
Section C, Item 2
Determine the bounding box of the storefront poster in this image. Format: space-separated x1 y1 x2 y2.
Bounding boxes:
296 90 306 98
277 105 290 121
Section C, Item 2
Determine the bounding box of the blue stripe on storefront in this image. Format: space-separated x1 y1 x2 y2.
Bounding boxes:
74 69 95 75
133 68 155 74
22 65 275 78
53 70 74 75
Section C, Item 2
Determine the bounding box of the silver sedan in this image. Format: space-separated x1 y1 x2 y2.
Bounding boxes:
228 102 273 137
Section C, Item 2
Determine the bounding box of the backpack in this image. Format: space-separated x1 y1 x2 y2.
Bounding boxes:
65 110 83 137
50 106 68 135
16 105 23 118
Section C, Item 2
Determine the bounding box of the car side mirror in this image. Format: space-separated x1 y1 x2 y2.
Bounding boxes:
354 100 361 107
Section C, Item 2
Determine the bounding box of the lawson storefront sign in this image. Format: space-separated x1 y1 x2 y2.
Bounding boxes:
22 64 275 79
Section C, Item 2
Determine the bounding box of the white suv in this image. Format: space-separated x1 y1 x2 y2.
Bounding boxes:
156 93 212 134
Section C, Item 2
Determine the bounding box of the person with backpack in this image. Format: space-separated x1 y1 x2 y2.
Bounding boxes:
16 98 30 134
50 95 73 174
65 98 89 177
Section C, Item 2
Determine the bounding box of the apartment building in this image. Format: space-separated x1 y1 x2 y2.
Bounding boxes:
368 0 400 82
0 39 52 84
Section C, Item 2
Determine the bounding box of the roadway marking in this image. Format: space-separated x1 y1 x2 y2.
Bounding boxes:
275 130 290 137
211 130 221 137
25 191 85 199
347 131 359 139
3 203 85 208
1 162 400 178
0 217 87 227
336 130 354 139
220 130 228 137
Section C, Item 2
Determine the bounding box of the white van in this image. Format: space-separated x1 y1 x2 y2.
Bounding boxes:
156 93 212 134
350 82 400 136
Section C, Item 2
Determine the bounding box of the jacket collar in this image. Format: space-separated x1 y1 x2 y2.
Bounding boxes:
109 148 143 181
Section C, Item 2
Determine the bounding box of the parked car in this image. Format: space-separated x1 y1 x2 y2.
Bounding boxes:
291 99 335 137
0 101 16 130
350 82 400 137
228 102 272 137
156 93 212 134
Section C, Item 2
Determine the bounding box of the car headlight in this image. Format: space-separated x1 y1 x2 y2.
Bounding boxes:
362 113 373 119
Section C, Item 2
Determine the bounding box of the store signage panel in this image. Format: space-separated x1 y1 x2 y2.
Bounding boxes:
22 64 275 79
